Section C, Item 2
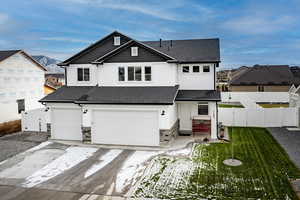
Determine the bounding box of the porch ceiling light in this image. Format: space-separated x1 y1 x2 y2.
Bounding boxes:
161 110 165 116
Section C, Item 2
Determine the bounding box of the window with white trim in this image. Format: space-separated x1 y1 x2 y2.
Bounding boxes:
118 67 125 81
182 66 189 73
145 66 152 81
77 68 90 81
203 65 210 72
114 36 120 46
198 103 209 115
128 66 141 81
131 47 138 56
193 66 200 72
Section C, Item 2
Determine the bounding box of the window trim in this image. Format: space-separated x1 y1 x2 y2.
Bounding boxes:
193 66 200 73
131 47 138 56
198 103 209 115
77 68 90 82
118 67 125 81
182 66 189 73
127 66 142 81
114 36 121 46
203 65 210 72
144 66 152 81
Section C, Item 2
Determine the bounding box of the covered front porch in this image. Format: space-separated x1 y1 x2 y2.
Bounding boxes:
175 89 221 139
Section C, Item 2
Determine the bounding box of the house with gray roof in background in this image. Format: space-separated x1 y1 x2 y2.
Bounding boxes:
40 31 221 146
229 65 298 92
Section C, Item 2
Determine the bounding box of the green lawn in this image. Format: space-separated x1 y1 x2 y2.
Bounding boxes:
218 104 244 108
134 127 300 200
258 103 289 108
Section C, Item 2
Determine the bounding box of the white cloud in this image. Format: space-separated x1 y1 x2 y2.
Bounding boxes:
40 37 91 43
223 15 295 34
58 0 213 22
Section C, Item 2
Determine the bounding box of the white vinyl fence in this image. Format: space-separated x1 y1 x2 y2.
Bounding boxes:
21 108 91 132
221 92 289 104
21 108 50 132
219 107 298 127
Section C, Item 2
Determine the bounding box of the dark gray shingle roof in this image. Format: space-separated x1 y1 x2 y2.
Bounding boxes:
59 31 220 65
0 50 20 62
176 90 221 101
143 39 220 63
40 86 179 105
229 65 294 86
39 86 94 102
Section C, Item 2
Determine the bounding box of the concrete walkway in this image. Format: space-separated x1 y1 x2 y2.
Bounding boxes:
267 127 300 168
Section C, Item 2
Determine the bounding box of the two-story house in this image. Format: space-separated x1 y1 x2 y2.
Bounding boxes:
0 50 46 130
40 31 221 146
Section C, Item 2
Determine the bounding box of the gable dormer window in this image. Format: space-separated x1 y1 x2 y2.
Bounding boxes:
114 36 120 46
77 68 90 81
131 47 138 56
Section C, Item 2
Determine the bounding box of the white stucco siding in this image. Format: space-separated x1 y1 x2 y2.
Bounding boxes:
177 101 217 139
66 64 97 86
178 63 215 90
98 62 178 86
0 52 45 123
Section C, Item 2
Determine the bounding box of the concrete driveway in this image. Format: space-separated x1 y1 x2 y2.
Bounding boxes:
0 132 194 200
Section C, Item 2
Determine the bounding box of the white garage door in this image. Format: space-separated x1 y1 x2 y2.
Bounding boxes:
91 110 159 146
51 108 82 141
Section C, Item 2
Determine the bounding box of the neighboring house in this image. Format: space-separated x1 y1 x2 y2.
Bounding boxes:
229 65 295 92
44 83 56 94
40 31 221 146
45 73 65 88
0 50 46 124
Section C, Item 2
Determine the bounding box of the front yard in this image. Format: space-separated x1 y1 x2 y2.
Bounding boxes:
134 127 300 199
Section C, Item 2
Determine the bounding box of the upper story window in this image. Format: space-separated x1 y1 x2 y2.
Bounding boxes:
193 66 200 72
182 66 189 73
114 36 120 46
128 66 141 81
203 66 210 72
198 103 209 115
77 68 90 81
118 67 125 81
145 66 152 81
131 47 138 56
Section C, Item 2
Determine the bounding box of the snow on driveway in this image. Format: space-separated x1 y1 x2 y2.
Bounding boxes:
22 146 97 188
0 149 64 179
84 149 123 178
0 141 53 167
115 151 162 193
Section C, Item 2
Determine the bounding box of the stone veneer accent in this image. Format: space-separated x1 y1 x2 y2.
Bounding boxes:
160 119 179 143
82 127 91 142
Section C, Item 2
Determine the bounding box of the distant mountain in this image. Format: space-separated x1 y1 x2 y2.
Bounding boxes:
32 55 64 73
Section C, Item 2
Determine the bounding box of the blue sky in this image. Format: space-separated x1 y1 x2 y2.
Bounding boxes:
0 0 300 68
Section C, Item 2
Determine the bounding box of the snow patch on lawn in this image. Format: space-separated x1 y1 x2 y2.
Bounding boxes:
84 149 123 178
22 146 97 188
165 147 191 157
115 151 161 193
